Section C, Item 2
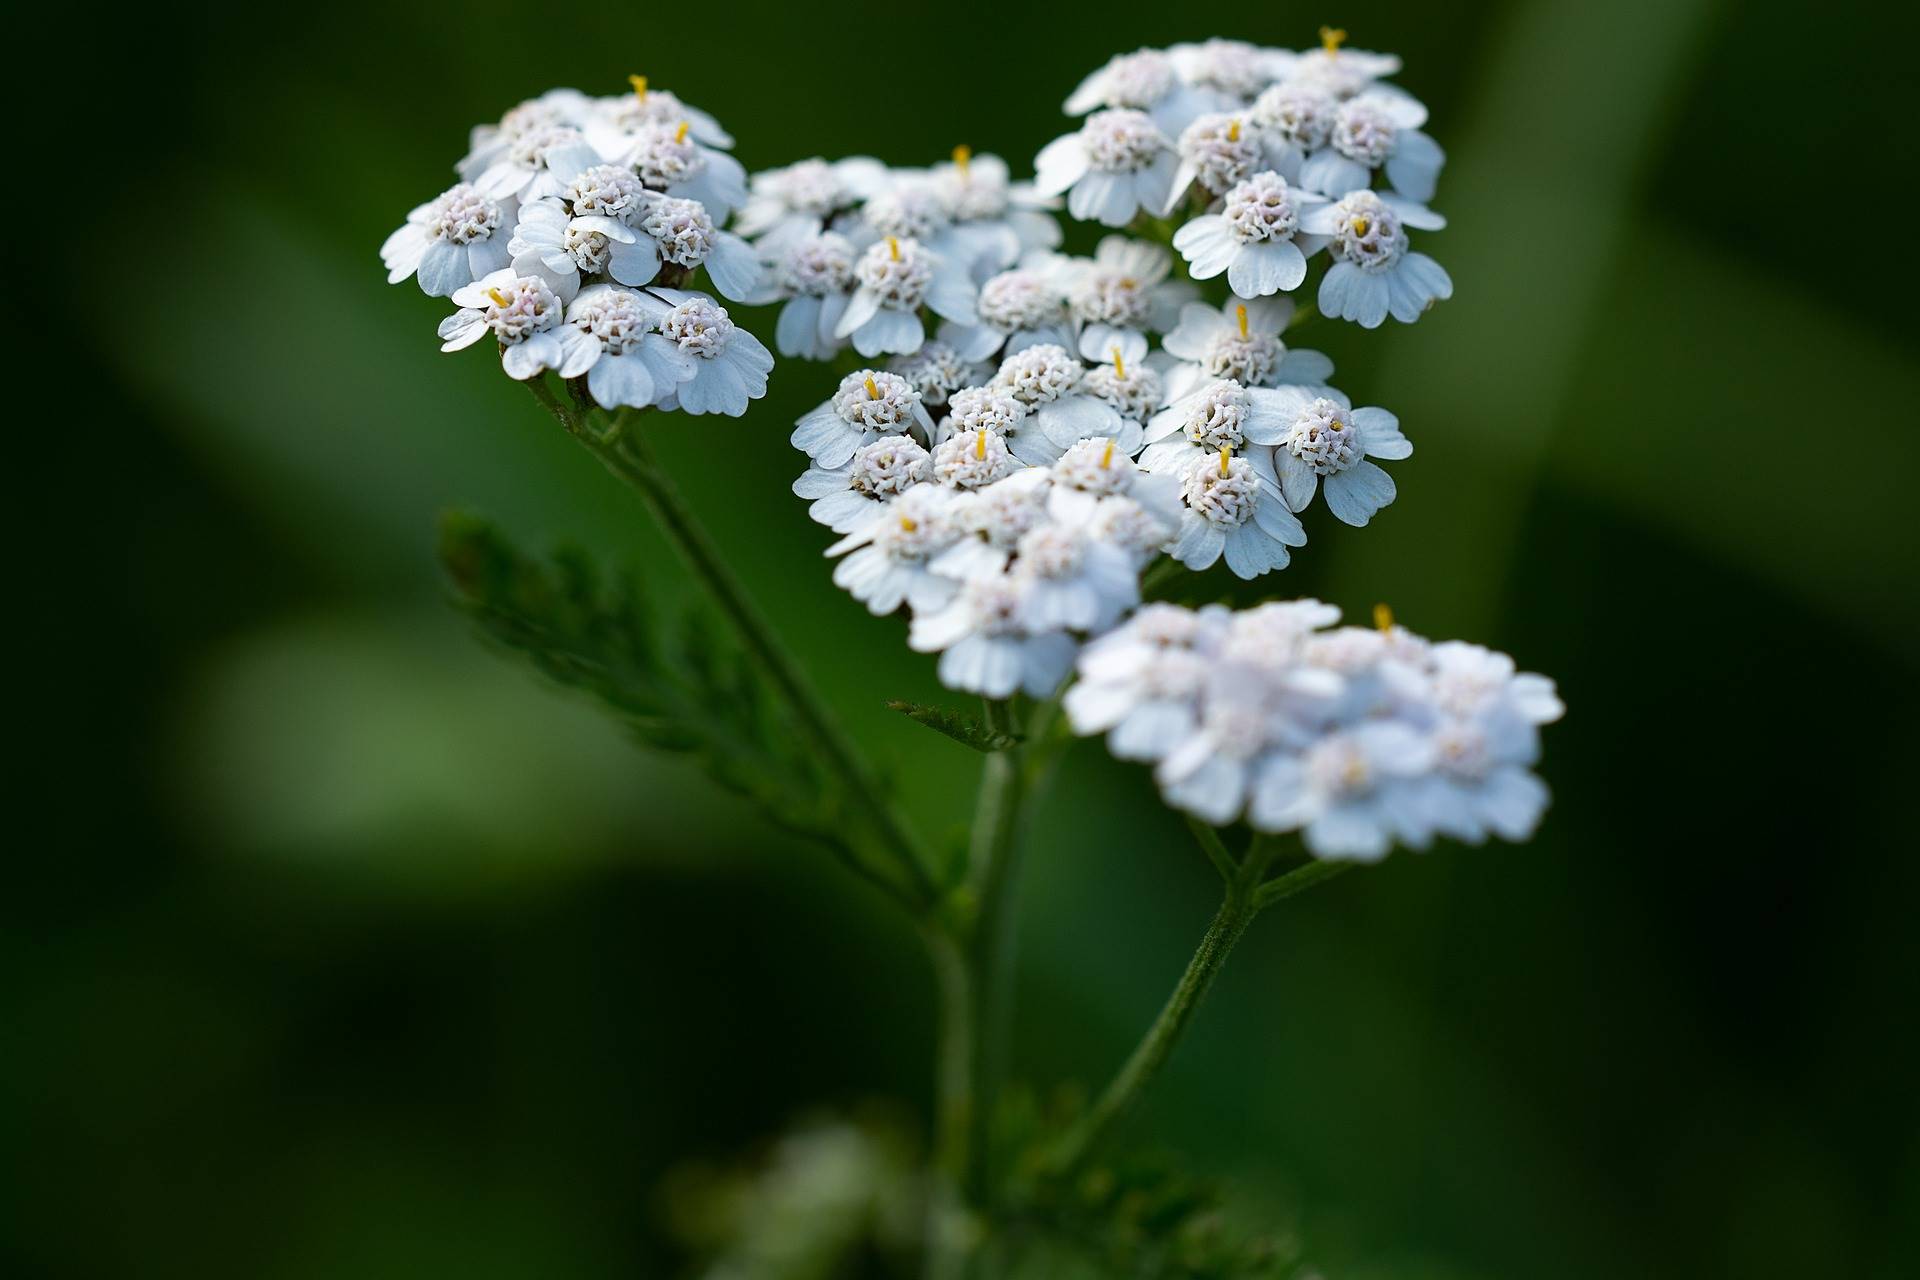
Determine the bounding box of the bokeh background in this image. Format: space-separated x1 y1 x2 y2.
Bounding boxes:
18 0 1919 1276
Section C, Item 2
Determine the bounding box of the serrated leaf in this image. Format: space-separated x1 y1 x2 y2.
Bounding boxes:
439 511 848 844
887 700 1022 753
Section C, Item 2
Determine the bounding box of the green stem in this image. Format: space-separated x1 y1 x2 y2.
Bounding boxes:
530 382 942 909
1044 839 1277 1179
963 701 1030 1207
1253 857 1353 909
1185 817 1239 883
925 927 977 1280
1043 839 1360 1178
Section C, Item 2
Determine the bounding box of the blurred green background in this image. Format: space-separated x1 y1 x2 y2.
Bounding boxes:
17 0 1920 1276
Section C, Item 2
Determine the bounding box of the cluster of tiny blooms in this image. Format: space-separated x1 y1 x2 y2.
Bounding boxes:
1042 29 1451 327
384 40 1560 862
1064 603 1564 858
763 33 1556 858
381 79 772 415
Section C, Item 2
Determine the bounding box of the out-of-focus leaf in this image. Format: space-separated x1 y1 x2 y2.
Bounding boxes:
439 511 851 845
887 701 1022 753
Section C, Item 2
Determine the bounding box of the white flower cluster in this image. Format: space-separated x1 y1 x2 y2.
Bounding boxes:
761 33 1558 858
386 43 1561 862
1066 603 1565 857
1040 31 1451 328
735 145 1063 361
791 360 1182 698
381 79 772 416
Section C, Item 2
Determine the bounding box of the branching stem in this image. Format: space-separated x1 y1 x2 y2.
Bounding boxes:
528 381 943 909
1043 834 1355 1179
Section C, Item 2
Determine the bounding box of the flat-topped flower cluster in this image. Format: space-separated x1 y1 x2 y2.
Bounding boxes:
753 32 1555 858
382 79 772 416
388 35 1561 861
1066 602 1563 858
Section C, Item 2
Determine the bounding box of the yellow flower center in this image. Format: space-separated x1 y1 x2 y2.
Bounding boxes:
975 431 987 460
1110 345 1126 380
952 144 971 176
1227 118 1241 143
887 236 900 261
628 74 648 102
1320 25 1347 54
486 286 512 307
1218 446 1231 477
1235 303 1248 338
1101 440 1115 468
1351 215 1371 237
675 120 689 144
1373 602 1394 634
864 375 880 399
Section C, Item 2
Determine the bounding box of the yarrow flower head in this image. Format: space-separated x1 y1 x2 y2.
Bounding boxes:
1298 92 1443 202
1266 388 1411 525
835 236 979 358
792 369 936 469
382 182 512 296
1033 109 1179 228
734 155 889 251
988 344 1125 465
1165 112 1264 210
1067 603 1563 858
792 434 934 536
643 290 774 415
1159 297 1334 403
1302 190 1452 327
1173 170 1327 298
439 270 595 381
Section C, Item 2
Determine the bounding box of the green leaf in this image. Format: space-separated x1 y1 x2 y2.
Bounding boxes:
887 700 1022 753
439 511 845 844
995 1084 1313 1280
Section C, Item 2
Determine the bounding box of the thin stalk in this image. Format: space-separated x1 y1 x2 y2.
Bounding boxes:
1185 817 1240 883
530 381 942 908
1043 838 1277 1179
1040 829 1357 1178
962 699 1033 1210
924 927 977 1280
1253 857 1353 909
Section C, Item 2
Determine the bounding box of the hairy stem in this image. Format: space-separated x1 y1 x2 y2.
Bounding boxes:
1253 857 1354 909
963 700 1029 1206
1044 833 1347 1179
925 927 977 1280
530 382 942 908
1044 846 1273 1179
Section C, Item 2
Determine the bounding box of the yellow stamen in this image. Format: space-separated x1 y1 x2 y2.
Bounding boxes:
1352 216 1371 237
864 375 880 399
1236 303 1248 338
628 74 648 101
1101 440 1114 468
1320 26 1347 54
887 236 900 261
1110 345 1126 380
1227 118 1241 143
1218 446 1231 477
952 144 971 175
900 515 918 532
975 431 987 460
675 120 689 144
1373 602 1394 634
486 286 512 307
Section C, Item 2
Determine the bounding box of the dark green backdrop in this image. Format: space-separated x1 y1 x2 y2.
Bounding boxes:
17 1 1919 1277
